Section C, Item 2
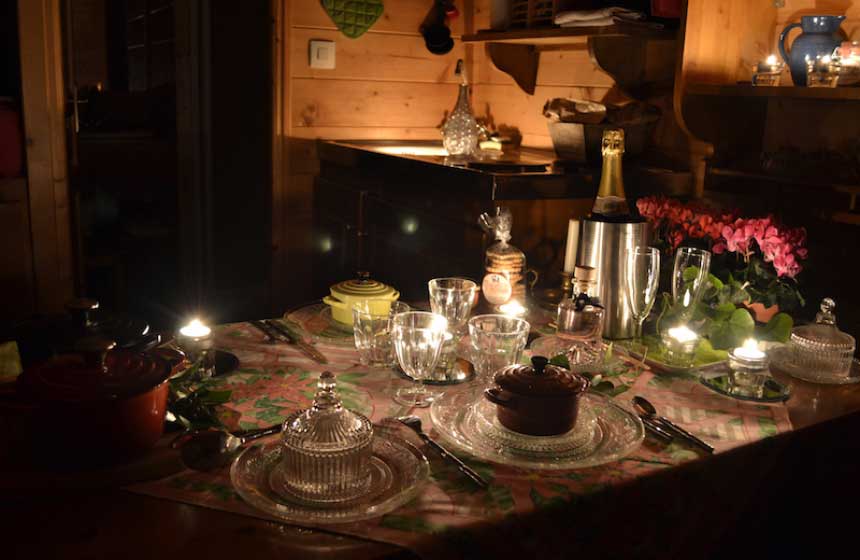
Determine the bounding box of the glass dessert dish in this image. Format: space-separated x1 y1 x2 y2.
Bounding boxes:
280 371 374 503
773 298 858 384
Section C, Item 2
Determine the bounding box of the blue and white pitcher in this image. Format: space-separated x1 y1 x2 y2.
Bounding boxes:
779 15 846 86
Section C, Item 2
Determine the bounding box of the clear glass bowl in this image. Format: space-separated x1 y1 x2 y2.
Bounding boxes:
280 372 374 503
789 298 855 379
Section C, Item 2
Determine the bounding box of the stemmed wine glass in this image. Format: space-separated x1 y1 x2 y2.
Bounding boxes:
625 246 661 340
672 247 711 321
391 311 448 408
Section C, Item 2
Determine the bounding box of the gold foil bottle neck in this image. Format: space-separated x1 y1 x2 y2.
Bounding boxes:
601 129 625 155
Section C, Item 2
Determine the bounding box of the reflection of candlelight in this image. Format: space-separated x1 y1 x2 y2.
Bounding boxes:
180 318 211 339
500 300 526 317
667 325 697 344
734 338 765 360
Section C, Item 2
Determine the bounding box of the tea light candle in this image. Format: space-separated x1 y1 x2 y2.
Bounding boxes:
734 338 765 361
500 300 526 317
756 54 781 73
662 325 698 366
179 318 211 340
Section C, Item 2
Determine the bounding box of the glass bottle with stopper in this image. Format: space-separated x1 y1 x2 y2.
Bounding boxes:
589 129 633 222
280 371 374 503
479 207 528 311
441 59 480 158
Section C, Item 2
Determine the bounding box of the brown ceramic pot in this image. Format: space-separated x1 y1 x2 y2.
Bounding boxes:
6 337 175 464
484 356 589 436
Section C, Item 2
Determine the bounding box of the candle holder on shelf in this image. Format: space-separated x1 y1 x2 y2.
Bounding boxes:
662 326 698 367
752 55 785 86
806 54 841 87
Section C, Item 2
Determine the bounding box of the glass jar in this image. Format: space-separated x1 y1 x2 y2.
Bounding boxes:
790 298 855 379
280 372 374 503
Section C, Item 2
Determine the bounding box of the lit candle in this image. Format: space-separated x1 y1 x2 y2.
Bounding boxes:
766 54 779 70
667 325 698 344
500 300 526 317
734 338 765 361
180 318 211 339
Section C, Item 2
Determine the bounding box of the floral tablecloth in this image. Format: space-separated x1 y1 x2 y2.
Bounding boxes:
128 304 792 558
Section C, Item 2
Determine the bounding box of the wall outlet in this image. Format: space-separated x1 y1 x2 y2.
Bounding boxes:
309 40 335 70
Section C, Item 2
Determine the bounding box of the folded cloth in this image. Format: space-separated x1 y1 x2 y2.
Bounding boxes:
559 15 663 29
554 7 646 25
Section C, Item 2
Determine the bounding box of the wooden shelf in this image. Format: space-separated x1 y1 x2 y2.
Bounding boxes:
709 166 859 191
686 83 860 101
462 24 676 46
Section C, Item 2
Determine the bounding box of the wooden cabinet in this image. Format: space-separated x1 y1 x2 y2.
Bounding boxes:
0 179 36 320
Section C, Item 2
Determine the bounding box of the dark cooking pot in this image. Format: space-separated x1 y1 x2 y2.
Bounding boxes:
6 298 157 368
485 356 590 436
1 337 176 465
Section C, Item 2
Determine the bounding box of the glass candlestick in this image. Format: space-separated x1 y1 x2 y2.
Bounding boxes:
662 325 698 367
727 339 769 399
752 54 784 86
177 318 215 378
806 54 841 87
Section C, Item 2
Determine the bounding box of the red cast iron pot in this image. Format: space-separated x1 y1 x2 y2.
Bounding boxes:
5 337 175 464
485 356 590 436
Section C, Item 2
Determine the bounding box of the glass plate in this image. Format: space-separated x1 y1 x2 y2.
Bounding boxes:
284 303 354 346
231 429 429 524
769 346 860 385
528 335 616 372
430 391 644 470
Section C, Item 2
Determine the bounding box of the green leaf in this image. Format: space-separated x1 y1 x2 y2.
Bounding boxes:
712 302 736 322
200 389 232 405
709 308 755 349
694 338 729 363
760 312 793 343
682 266 701 282
549 354 570 369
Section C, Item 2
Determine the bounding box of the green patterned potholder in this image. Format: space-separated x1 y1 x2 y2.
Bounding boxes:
322 0 384 39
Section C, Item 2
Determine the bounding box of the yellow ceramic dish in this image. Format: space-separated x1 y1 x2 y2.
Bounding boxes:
322 277 400 325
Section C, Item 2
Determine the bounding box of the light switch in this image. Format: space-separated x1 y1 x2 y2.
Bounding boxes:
309 40 335 69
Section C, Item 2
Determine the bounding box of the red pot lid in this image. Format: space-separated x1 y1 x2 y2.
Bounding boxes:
18 337 172 402
493 356 589 397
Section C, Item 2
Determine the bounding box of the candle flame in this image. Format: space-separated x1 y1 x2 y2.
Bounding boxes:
500 300 526 317
766 54 778 66
667 325 698 343
180 318 211 338
742 338 759 351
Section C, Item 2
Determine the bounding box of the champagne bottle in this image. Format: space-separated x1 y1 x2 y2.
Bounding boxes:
589 129 632 221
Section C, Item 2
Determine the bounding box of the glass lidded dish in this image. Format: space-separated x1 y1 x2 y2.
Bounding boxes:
790 298 855 379
280 371 374 503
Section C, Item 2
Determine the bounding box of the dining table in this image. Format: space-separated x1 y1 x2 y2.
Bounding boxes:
4 301 860 559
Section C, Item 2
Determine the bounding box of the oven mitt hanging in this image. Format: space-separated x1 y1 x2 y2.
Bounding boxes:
322 0 384 39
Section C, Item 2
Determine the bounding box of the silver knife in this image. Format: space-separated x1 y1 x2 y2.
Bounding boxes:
264 319 329 364
640 415 673 444
653 415 714 454
249 320 278 343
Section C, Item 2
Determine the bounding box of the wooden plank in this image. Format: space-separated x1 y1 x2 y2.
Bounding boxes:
473 83 611 145
17 0 75 314
289 126 444 141
463 25 676 44
290 27 463 83
474 43 614 87
291 78 457 129
291 0 464 37
687 83 860 100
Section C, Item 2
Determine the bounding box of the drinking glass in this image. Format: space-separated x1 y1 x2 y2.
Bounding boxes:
352 301 410 367
391 311 448 408
429 278 478 372
625 246 661 340
468 314 530 386
672 247 711 321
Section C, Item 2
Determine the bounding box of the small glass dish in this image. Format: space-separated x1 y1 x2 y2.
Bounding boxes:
806 54 841 87
752 57 785 86
280 372 374 503
790 298 855 379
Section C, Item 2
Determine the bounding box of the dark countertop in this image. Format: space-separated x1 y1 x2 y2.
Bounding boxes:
318 140 598 200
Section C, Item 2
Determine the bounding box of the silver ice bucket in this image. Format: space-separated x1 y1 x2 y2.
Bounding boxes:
578 219 650 339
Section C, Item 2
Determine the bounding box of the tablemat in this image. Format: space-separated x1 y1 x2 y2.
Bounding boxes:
128 314 792 557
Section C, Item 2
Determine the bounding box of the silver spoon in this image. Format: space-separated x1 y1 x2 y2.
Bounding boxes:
173 424 282 471
632 396 714 454
397 416 489 488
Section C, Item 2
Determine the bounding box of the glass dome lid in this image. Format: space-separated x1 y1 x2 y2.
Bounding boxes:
791 298 855 352
282 371 373 452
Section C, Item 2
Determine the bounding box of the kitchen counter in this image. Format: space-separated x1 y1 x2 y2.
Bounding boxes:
318 140 597 200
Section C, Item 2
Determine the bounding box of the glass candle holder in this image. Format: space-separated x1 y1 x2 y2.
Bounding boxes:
806 54 841 88
662 326 698 367
752 55 784 86
177 319 215 378
727 339 769 399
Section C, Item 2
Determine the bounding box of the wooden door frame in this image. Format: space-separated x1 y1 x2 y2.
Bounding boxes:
271 0 289 314
17 0 75 314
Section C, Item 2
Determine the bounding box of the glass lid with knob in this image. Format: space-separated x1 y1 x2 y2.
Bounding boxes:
791 298 855 352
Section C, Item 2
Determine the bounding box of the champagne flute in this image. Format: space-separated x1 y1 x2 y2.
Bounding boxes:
625 246 660 340
672 247 711 321
391 311 448 408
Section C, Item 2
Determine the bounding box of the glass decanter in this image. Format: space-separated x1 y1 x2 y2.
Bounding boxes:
441 59 479 157
790 298 855 379
280 371 374 503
